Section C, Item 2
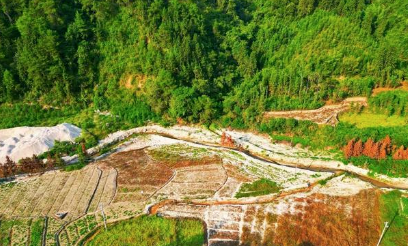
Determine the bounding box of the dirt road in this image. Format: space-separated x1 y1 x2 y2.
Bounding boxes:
264 97 367 125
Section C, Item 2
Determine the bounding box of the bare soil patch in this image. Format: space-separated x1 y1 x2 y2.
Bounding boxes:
264 97 367 125
98 150 172 188
269 190 381 246
372 81 408 96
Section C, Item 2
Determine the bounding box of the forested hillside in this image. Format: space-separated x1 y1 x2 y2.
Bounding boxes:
0 0 407 126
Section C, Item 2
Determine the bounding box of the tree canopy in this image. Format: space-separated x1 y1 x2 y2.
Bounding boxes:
0 0 407 126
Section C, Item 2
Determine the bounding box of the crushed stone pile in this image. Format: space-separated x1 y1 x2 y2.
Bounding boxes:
0 123 81 163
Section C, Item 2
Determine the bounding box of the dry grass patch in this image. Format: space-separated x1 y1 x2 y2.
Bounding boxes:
238 190 382 246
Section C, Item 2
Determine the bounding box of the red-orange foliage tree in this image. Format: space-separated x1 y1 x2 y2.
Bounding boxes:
1 156 17 178
345 136 394 160
20 155 43 173
221 132 235 148
344 135 408 160
19 155 45 174
353 139 363 157
393 146 405 160
221 132 226 143
362 138 374 158
371 142 381 159
0 154 61 179
81 142 87 154
382 135 392 153
344 139 355 159
377 135 392 159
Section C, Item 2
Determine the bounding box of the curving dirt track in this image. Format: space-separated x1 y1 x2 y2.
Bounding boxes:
264 97 367 125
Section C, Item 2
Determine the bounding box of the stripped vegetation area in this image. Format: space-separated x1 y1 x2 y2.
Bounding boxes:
0 139 224 246
264 97 367 126
157 183 407 246
1 133 408 246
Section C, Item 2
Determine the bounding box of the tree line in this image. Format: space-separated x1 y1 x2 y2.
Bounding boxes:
0 141 89 179
0 155 60 179
344 136 408 161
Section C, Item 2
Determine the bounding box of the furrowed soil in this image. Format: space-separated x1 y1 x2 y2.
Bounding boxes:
1 129 407 246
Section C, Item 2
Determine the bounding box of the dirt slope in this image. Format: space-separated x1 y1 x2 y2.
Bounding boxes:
264 97 367 125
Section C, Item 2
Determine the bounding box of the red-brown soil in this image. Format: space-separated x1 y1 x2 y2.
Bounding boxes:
372 81 408 96
97 150 173 203
99 150 172 187
98 149 224 203
240 189 382 246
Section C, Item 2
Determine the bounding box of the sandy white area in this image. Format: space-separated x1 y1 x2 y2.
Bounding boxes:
311 175 374 196
86 125 219 155
119 134 181 152
268 175 374 215
0 123 81 163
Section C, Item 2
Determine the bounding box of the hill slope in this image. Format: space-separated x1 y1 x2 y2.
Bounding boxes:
0 0 407 125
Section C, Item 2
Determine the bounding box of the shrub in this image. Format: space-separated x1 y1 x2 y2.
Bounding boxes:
236 179 282 198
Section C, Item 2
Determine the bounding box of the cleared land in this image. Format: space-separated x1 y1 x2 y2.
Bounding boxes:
372 81 408 96
1 131 407 246
264 97 367 125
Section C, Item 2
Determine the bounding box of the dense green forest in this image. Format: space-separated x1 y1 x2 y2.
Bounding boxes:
0 0 407 126
369 90 408 116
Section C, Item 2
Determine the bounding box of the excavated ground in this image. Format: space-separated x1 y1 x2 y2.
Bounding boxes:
1 131 406 246
155 182 384 246
264 97 367 125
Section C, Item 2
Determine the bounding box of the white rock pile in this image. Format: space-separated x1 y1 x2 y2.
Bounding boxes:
0 123 81 163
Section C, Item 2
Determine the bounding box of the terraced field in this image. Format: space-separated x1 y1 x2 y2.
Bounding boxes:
157 164 227 200
0 143 226 246
0 165 116 246
0 166 115 221
1 133 407 246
